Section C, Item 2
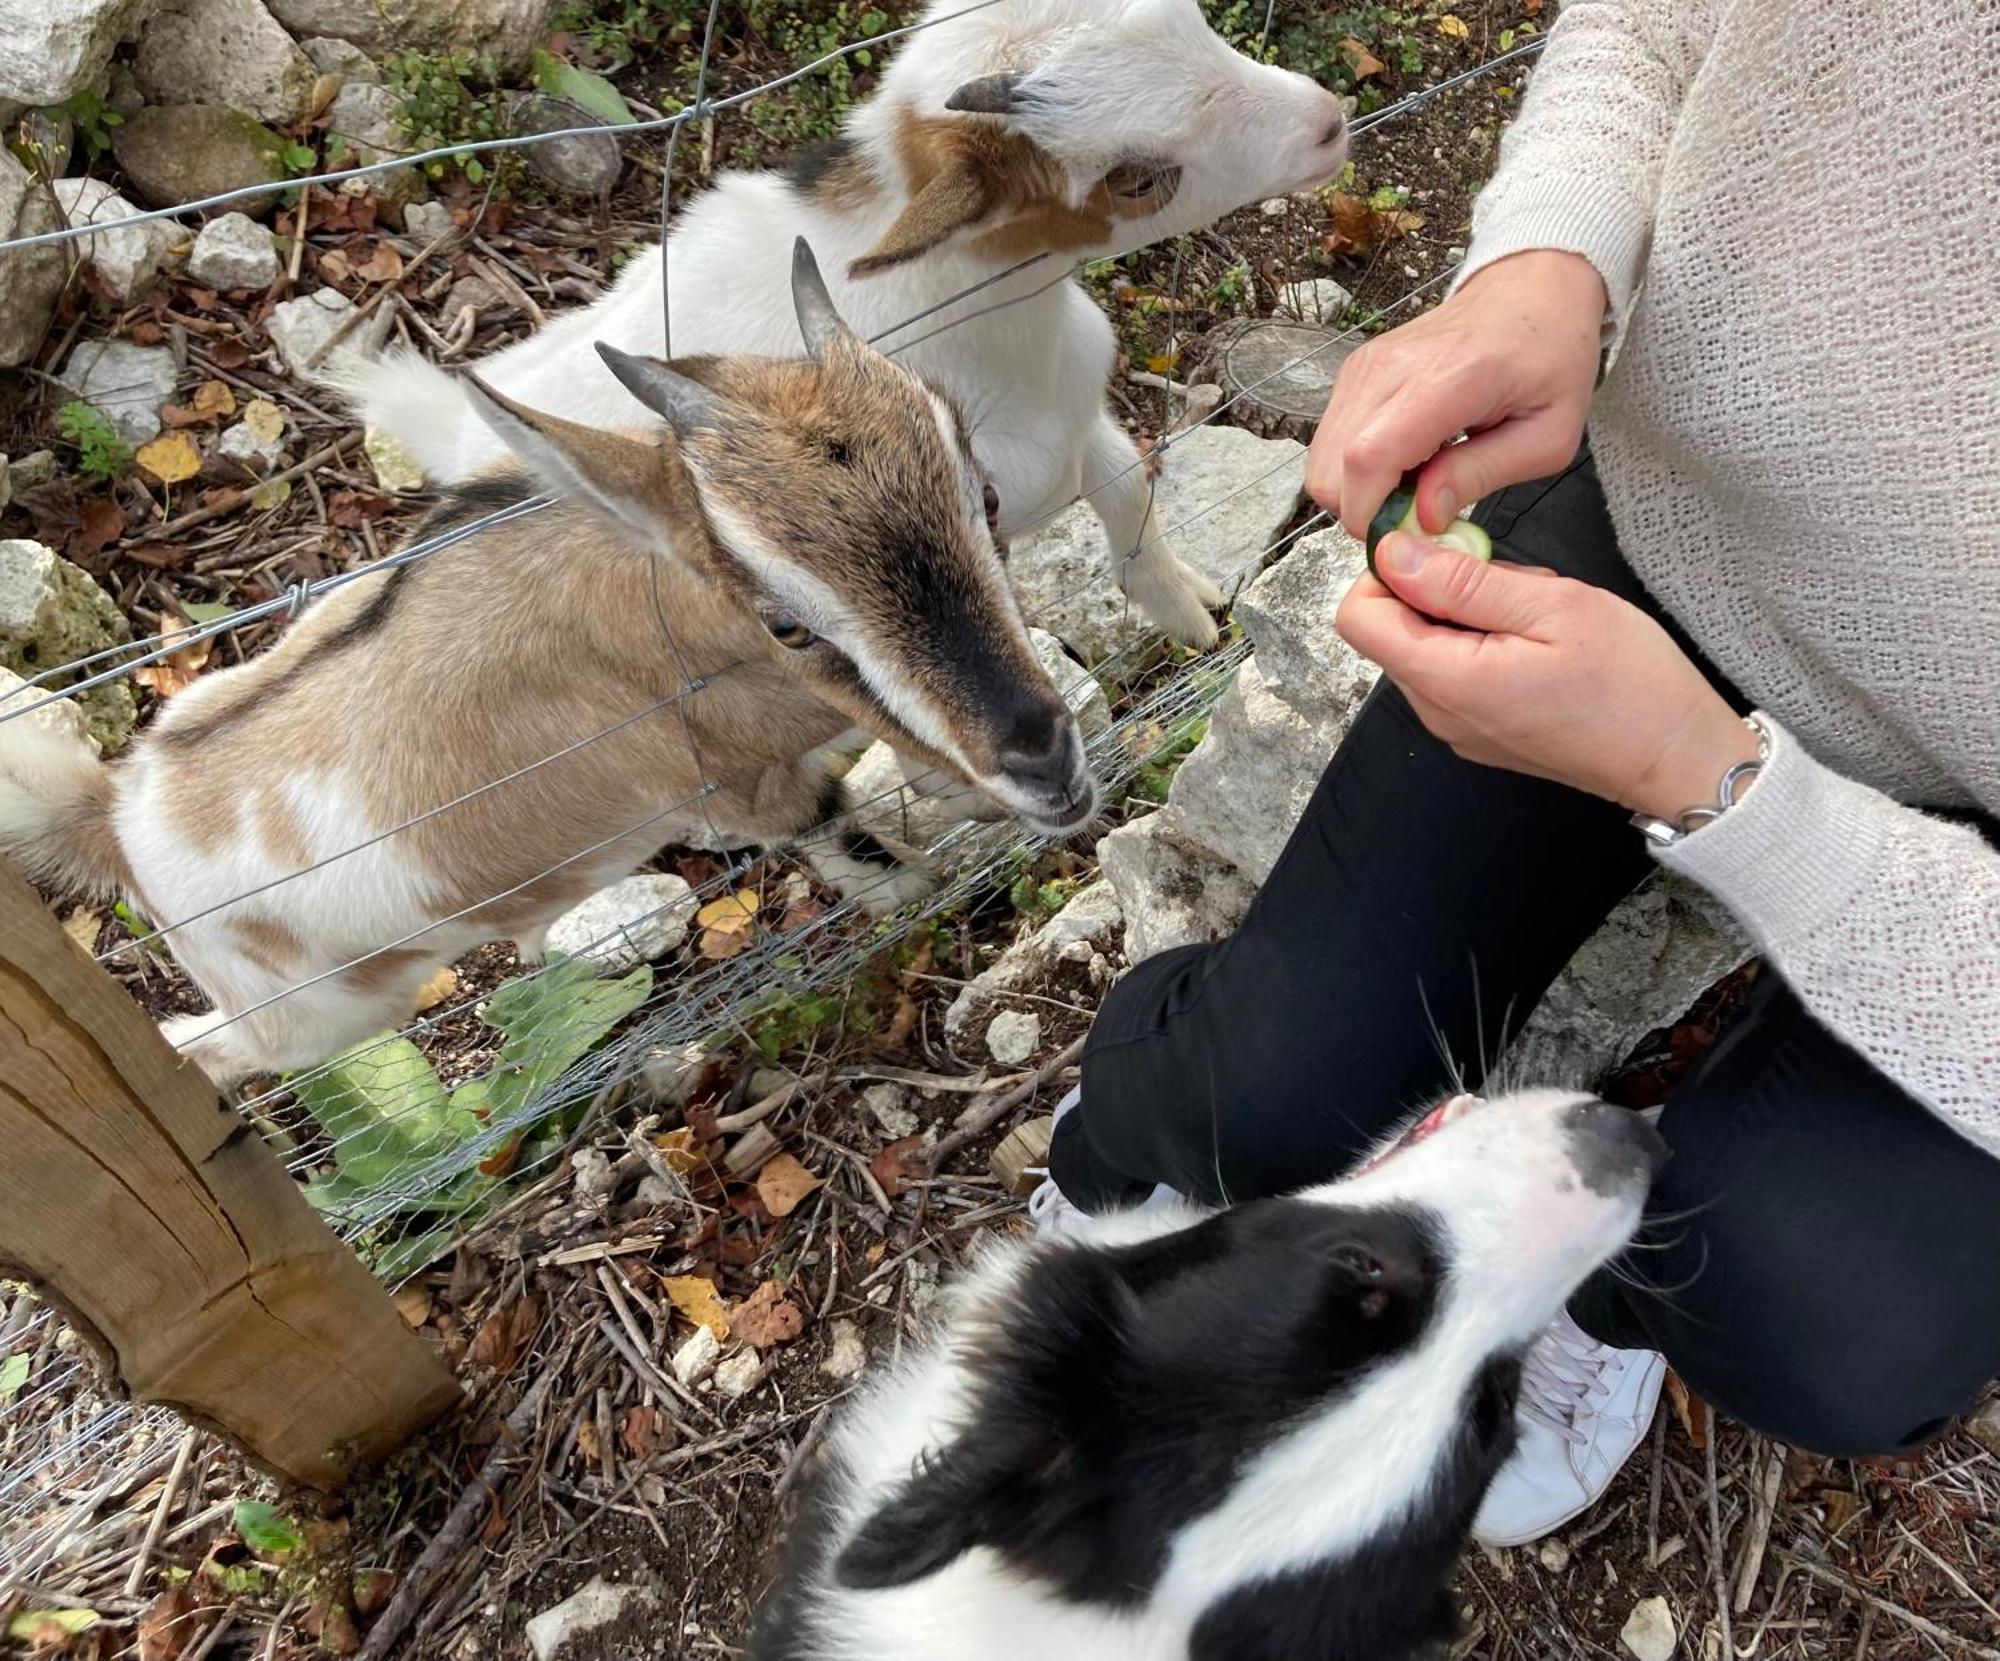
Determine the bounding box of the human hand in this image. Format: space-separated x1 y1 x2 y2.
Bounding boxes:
1306 250 1608 541
1336 535 1762 821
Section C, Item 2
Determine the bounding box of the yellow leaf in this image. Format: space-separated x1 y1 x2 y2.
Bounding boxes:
755 1152 824 1219
694 890 760 935
132 632 213 699
1339 35 1387 79
663 1274 730 1340
1437 12 1469 36
412 966 457 1013
135 431 201 486
1142 347 1181 375
248 478 292 512
393 1284 431 1327
8 1608 101 1642
242 398 286 445
191 379 235 419
653 1126 704 1174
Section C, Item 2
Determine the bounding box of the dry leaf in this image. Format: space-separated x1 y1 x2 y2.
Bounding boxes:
317 248 353 285
663 1274 731 1340
131 632 213 698
1339 35 1387 79
1664 1369 1708 1449
869 1135 927 1200
695 890 760 933
352 241 404 283
72 497 129 563
352 1570 396 1618
477 1130 523 1178
755 1151 824 1219
469 1294 539 1373
192 379 235 419
135 431 201 486
1436 13 1469 37
60 908 100 954
242 398 286 444
412 965 457 1013
393 1284 432 1328
134 1586 194 1661
653 1126 705 1174
576 1418 602 1462
207 338 252 370
731 1280 805 1349
620 1404 662 1459
328 488 393 526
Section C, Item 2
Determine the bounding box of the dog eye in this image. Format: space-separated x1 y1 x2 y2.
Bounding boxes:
1103 160 1180 200
982 482 1001 528
766 614 817 649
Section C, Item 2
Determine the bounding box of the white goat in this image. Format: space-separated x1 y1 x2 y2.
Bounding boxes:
345 0 1350 648
0 245 1092 1084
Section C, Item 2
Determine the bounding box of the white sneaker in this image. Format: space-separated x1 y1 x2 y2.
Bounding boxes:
1472 1310 1666 1547
1025 1088 1183 1239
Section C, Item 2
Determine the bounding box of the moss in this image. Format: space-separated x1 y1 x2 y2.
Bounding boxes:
0 551 136 751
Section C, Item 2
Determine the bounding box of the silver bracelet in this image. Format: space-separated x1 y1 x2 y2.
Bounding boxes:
1631 717 1771 848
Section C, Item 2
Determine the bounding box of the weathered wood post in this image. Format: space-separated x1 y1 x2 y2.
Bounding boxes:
0 859 460 1487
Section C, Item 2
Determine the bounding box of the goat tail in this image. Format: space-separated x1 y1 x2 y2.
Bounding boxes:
0 673 127 898
325 348 486 485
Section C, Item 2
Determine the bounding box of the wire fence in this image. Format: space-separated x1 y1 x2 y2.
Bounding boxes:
0 2 1543 1591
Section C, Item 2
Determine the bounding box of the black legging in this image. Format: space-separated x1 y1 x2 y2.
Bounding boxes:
1053 449 2000 1459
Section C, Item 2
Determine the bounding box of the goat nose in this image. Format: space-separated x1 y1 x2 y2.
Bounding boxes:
997 702 1072 783
1320 113 1347 147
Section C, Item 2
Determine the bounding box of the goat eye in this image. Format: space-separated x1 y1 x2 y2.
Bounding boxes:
766 614 817 650
982 482 1001 527
1103 160 1179 201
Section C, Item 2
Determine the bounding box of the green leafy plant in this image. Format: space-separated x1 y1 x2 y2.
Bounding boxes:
385 50 513 184
530 47 636 126
56 401 132 483
0 1353 27 1402
59 89 123 160
233 1501 304 1557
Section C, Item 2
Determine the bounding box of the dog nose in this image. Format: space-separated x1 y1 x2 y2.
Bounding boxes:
1562 1100 1670 1195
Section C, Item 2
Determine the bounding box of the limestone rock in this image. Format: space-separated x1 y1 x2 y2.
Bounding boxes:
187 211 280 291
713 1349 767 1399
943 879 1122 1041
1029 626 1112 740
364 427 426 492
133 0 318 124
52 177 178 302
986 1008 1041 1068
217 406 288 469
1149 423 1307 601
265 287 389 386
860 1082 918 1141
0 0 157 106
401 199 456 245
1505 877 1752 1089
1008 498 1156 675
8 451 56 492
524 1578 659 1661
639 1038 714 1108
544 873 697 973
0 152 66 367
1094 811 1256 964
57 339 179 445
1277 276 1354 322
0 664 96 752
298 36 380 80
1619 1596 1677 1661
324 81 425 206
820 1318 867 1381
1234 525 1378 728
509 92 623 195
263 0 551 68
111 105 289 214
0 540 136 750
1161 656 1332 885
670 1325 719 1388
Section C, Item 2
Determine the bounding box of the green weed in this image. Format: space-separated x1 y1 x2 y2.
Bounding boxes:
56 401 131 483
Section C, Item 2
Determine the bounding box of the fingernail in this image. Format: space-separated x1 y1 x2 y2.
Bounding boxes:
1383 533 1430 577
1435 486 1458 523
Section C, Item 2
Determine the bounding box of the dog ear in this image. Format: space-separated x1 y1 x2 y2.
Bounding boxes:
835 1249 1137 1589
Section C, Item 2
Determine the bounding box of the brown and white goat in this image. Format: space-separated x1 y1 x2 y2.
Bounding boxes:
344 0 1350 649
0 243 1093 1084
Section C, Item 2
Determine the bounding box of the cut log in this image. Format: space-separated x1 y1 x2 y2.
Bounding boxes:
991 1116 1056 1198
1194 317 1364 443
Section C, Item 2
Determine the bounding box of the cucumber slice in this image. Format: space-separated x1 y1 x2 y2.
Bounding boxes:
1364 469 1493 576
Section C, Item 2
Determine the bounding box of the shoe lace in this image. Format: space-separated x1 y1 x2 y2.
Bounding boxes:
1517 1313 1619 1448
1025 1170 1067 1224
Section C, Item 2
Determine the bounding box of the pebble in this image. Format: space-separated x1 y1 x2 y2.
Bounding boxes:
670 1325 719 1388
1538 1539 1570 1573
524 1579 658 1661
188 212 280 291
403 199 456 244
1620 1596 1678 1661
544 873 697 973
713 1349 767 1399
570 1147 614 1199
820 1318 867 1382
860 1082 918 1140
986 1008 1042 1068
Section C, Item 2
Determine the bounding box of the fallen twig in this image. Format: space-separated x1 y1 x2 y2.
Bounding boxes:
1778 1551 2000 1660
121 1426 198 1598
927 1035 1085 1169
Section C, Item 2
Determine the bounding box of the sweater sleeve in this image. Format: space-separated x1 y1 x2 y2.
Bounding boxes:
1657 716 2000 1161
1456 0 1718 333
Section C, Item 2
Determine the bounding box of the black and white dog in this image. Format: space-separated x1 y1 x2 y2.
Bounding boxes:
751 1087 1665 1661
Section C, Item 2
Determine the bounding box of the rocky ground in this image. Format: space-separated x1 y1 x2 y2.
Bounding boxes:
2 1 1997 1658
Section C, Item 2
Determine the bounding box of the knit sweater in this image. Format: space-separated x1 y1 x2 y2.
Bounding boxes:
1456 0 2000 1157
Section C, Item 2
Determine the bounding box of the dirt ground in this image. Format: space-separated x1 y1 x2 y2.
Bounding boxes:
3 2 1997 1658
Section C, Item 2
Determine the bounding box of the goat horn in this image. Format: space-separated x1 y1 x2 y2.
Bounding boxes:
944 72 1025 115
594 343 722 434
790 237 855 360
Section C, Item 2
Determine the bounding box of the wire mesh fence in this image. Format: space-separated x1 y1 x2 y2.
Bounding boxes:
0 2 1544 1591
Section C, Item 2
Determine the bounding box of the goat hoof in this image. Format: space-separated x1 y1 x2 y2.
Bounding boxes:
1121 554 1222 648
847 860 938 918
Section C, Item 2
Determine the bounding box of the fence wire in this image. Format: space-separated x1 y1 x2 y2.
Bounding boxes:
0 8 1545 1589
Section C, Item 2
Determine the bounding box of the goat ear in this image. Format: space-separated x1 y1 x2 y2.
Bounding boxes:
790 237 856 359
595 343 725 438
851 159 994 276
460 373 680 551
944 71 1028 115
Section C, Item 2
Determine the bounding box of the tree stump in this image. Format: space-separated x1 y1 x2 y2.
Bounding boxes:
1195 317 1365 444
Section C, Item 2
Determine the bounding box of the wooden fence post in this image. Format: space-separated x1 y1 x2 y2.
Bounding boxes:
0 860 461 1488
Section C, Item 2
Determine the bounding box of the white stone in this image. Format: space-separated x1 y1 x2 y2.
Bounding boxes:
820 1318 867 1382
1506 877 1751 1089
402 200 456 244
713 1349 767 1399
860 1082 918 1141
263 0 551 66
1161 657 1334 885
0 538 56 633
299 36 380 80
640 1039 712 1107
57 339 179 444
545 873 697 974
1029 626 1112 740
323 81 425 206
1538 1539 1570 1573
0 154 64 368
570 1147 613 1199
217 416 286 469
1277 277 1355 323
0 0 157 105
943 879 1122 1041
1094 811 1257 964
986 1008 1041 1068
1620 1596 1678 1661
265 287 387 387
188 213 280 291
1008 499 1156 674
670 1325 719 1388
1234 526 1378 728
133 0 318 124
8 451 56 492
364 426 426 492
52 178 177 303
843 743 993 856
524 1578 659 1661
1259 196 1289 217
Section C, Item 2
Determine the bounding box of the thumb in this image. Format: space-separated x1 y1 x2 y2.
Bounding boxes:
1374 534 1564 636
1412 408 1582 532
